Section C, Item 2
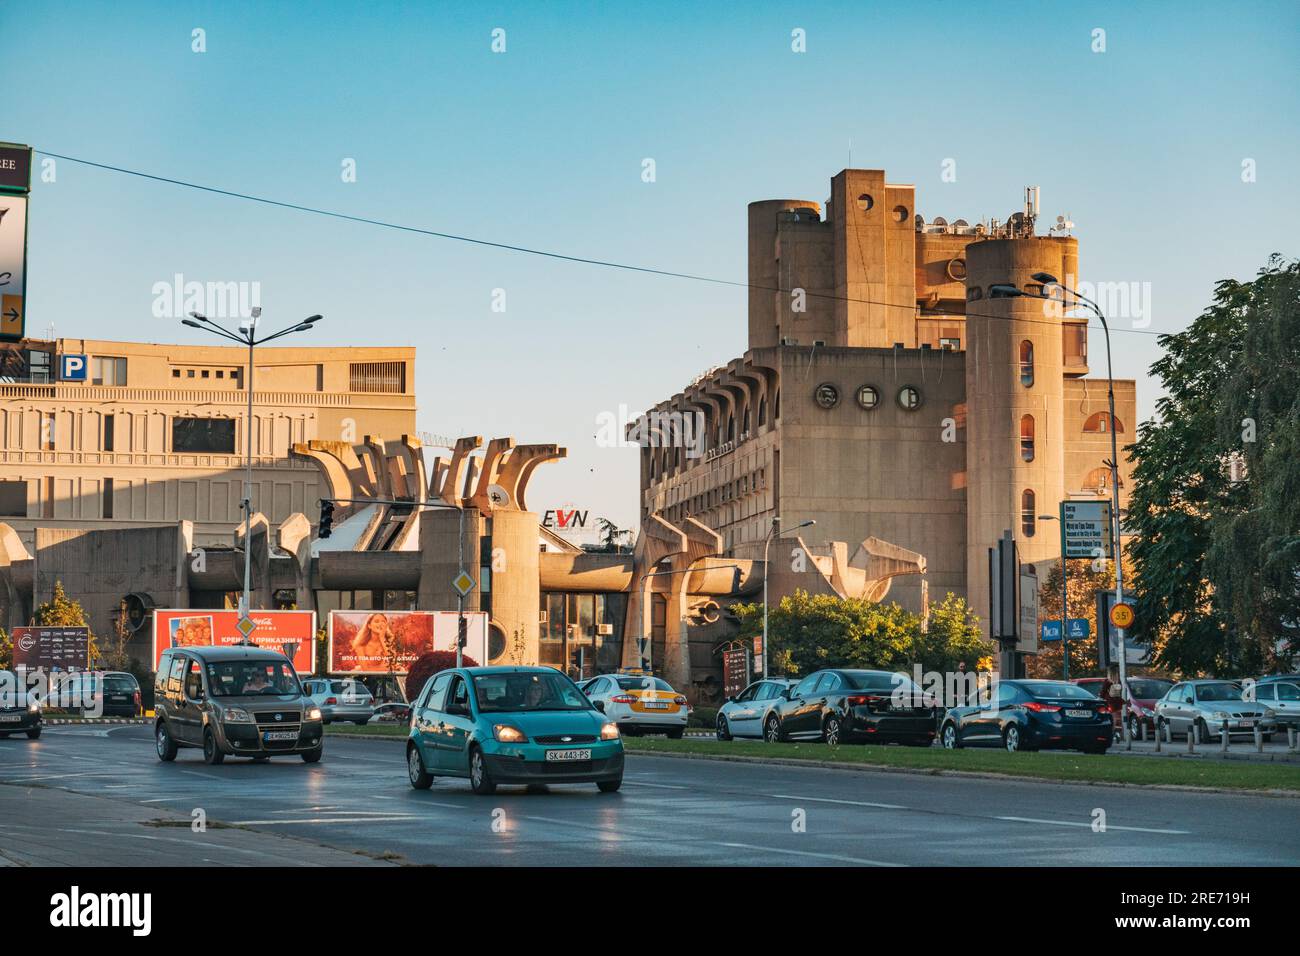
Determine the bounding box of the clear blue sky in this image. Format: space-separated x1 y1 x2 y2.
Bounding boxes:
3 0 1297 530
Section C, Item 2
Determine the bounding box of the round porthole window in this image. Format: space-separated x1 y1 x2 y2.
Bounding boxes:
857 193 874 212
814 383 839 409
897 385 922 411
946 257 967 281
892 205 908 223
856 385 879 410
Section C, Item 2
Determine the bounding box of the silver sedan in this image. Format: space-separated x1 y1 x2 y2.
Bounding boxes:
716 678 796 740
1154 680 1278 740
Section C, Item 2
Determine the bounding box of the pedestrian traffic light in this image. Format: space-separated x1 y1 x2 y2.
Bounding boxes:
318 499 335 539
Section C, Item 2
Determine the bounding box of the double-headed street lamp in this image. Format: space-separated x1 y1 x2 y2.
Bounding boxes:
991 274 1130 741
762 516 815 679
181 310 323 621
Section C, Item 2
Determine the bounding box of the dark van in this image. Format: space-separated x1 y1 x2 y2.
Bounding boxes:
154 646 323 765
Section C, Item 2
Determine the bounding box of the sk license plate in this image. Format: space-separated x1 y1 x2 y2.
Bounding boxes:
1065 709 1093 718
545 748 591 762
263 731 297 741
642 701 670 710
0 715 21 723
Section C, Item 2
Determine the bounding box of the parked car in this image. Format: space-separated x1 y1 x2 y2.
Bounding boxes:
764 669 938 746
153 646 323 764
1253 679 1300 729
940 679 1113 753
716 678 796 740
54 671 143 718
0 669 42 740
369 702 412 725
1073 676 1173 740
582 673 689 738
405 666 623 794
1154 680 1277 741
301 677 375 724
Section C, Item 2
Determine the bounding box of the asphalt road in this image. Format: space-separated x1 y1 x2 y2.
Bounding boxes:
2 725 1298 866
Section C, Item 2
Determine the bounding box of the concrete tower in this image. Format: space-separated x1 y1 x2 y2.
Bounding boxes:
964 236 1079 630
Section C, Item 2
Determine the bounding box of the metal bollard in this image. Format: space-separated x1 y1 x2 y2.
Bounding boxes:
1254 723 1263 753
1140 720 1148 742
1188 723 1197 753
1153 721 1162 752
1289 727 1298 754
1221 721 1230 753
1164 721 1172 745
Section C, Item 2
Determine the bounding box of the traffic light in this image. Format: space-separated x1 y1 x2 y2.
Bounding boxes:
318 499 335 539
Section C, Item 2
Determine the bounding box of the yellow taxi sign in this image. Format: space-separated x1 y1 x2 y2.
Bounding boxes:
1109 602 1135 630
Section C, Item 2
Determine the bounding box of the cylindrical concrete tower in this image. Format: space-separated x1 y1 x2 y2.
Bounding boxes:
964 237 1078 633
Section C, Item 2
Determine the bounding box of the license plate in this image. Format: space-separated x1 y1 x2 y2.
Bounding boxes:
1236 720 1254 729
1065 709 1093 718
111 696 127 703
545 748 591 762
263 731 297 741
0 715 21 723
642 701 670 710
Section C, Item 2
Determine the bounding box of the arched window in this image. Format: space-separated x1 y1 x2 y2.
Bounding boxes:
1021 490 1036 537
1083 411 1125 433
648 447 657 480
1019 340 1034 387
1020 415 1035 462
774 389 781 420
1082 467 1122 494
758 396 767 427
742 407 751 434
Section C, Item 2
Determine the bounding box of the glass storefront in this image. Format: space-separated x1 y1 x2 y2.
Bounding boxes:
539 592 627 680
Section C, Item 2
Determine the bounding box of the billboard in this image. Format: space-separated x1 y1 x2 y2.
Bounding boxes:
151 610 316 674
11 626 89 670
327 610 489 675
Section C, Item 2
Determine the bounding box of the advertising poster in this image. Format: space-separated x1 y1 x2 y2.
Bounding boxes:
11 626 89 670
151 609 316 674
328 610 489 675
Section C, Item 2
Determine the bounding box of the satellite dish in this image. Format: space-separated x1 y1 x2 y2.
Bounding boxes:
914 213 925 229
953 218 969 228
932 216 948 227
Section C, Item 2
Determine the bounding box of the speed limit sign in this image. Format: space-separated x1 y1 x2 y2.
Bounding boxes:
1110 602 1135 629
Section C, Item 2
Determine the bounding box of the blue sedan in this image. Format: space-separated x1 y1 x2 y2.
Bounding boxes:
405 666 625 794
939 679 1113 754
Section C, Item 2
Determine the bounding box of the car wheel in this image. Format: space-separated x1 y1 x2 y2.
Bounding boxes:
666 727 684 740
469 746 496 795
822 715 842 746
941 722 960 749
716 714 732 741
353 719 369 726
764 715 783 743
1195 718 1210 743
155 721 178 762
202 728 225 765
1003 724 1023 753
407 744 433 789
26 727 40 740
597 778 622 793
1127 715 1140 740
301 747 322 763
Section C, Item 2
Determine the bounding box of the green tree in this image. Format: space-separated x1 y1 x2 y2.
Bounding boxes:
1128 256 1299 675
0 627 10 670
730 590 991 677
33 581 98 664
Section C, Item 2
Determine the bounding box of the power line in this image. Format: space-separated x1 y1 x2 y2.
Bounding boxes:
37 149 1163 338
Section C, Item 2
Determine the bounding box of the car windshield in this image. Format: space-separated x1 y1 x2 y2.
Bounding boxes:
1195 682 1243 702
103 676 136 692
1128 679 1172 699
1021 682 1096 700
613 676 674 692
206 660 301 697
473 672 591 713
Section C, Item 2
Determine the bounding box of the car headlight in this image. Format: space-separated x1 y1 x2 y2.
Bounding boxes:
493 724 527 743
224 707 253 723
303 706 322 722
1211 711 1230 720
1263 708 1276 719
600 722 620 741
27 700 40 714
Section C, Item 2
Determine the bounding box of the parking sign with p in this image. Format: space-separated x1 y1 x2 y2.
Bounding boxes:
59 353 87 381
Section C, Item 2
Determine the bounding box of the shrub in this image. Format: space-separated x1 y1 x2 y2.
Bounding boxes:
404 650 479 701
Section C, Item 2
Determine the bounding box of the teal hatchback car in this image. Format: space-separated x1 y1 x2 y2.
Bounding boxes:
405 666 624 794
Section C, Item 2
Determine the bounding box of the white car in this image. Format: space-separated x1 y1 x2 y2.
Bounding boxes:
301 677 374 724
716 678 797 740
583 673 689 738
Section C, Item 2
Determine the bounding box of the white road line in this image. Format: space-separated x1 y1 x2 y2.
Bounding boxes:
769 793 907 810
717 841 906 867
621 781 690 790
996 816 1191 835
228 815 426 825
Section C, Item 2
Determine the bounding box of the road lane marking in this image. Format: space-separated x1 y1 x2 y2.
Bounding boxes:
769 793 907 810
621 781 689 790
229 815 427 825
717 841 906 866
996 815 1190 835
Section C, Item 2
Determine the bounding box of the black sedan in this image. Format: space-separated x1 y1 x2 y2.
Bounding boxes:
939 679 1112 754
763 669 938 746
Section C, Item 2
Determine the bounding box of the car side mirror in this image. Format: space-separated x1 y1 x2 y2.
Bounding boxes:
781 688 793 699
725 696 735 704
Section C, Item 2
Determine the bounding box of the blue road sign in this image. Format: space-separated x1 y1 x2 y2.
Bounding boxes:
59 354 87 381
1041 619 1090 642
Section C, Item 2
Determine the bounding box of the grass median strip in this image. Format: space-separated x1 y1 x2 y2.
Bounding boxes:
621 737 1300 792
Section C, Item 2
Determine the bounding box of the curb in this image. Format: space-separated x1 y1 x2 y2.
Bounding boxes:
618 747 1300 799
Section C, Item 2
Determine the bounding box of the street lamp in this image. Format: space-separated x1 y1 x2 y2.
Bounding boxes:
996 274 1131 742
181 309 323 622
762 517 815 680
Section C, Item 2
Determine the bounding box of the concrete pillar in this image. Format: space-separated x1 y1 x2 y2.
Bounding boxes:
417 506 482 615
487 510 541 666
